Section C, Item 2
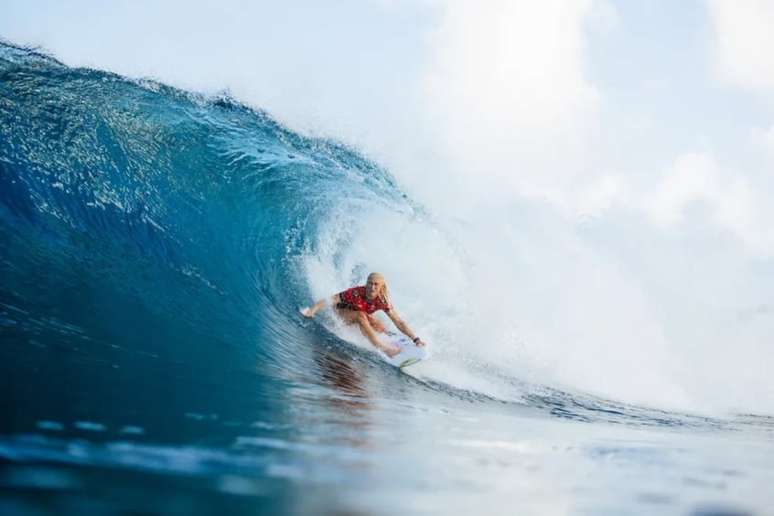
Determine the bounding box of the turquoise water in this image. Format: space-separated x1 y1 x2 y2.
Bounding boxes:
1 41 773 515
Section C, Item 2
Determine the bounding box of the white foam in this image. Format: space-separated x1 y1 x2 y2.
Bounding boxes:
301 189 774 416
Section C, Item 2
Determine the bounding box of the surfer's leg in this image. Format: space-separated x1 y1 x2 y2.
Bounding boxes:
367 314 386 333
334 308 399 356
355 312 399 357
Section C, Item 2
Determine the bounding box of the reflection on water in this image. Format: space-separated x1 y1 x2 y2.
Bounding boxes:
315 349 369 402
313 348 371 450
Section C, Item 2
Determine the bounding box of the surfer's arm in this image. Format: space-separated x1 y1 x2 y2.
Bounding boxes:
301 294 340 318
386 309 424 346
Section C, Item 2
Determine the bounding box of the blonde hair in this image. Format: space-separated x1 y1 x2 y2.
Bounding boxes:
367 272 392 308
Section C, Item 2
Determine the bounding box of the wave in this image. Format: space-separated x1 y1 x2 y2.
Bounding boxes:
2 41 769 428
0 40 409 370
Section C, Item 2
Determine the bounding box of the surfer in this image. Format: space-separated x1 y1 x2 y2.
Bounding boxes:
300 272 425 358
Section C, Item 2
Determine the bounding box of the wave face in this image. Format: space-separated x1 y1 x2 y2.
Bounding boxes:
0 42 416 378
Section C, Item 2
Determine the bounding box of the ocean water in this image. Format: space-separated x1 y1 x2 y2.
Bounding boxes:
1 41 774 515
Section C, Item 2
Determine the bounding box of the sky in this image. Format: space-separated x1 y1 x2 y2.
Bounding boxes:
3 1 774 412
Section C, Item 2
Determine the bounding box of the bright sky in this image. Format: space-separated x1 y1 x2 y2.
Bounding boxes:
4 1 774 411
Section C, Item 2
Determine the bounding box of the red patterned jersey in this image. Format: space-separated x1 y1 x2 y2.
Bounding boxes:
337 286 390 314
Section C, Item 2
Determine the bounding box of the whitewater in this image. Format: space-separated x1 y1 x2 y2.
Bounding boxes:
1 41 774 515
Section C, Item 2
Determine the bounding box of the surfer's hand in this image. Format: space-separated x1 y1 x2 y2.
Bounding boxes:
415 339 425 347
300 307 313 318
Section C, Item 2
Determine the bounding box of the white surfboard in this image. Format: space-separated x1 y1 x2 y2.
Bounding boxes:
382 331 429 369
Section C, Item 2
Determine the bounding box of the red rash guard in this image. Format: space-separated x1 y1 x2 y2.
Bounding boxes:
336 286 390 314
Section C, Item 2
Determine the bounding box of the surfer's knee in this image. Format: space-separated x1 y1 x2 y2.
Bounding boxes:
368 315 385 333
355 313 373 336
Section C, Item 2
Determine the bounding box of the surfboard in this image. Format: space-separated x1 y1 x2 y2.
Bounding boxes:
382 331 428 369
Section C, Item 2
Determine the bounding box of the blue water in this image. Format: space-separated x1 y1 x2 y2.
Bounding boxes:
2 41 774 515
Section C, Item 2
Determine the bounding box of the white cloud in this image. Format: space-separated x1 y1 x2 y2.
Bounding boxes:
586 0 621 34
708 0 774 91
645 152 774 255
424 0 596 130
750 125 774 160
418 0 603 206
648 153 720 227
